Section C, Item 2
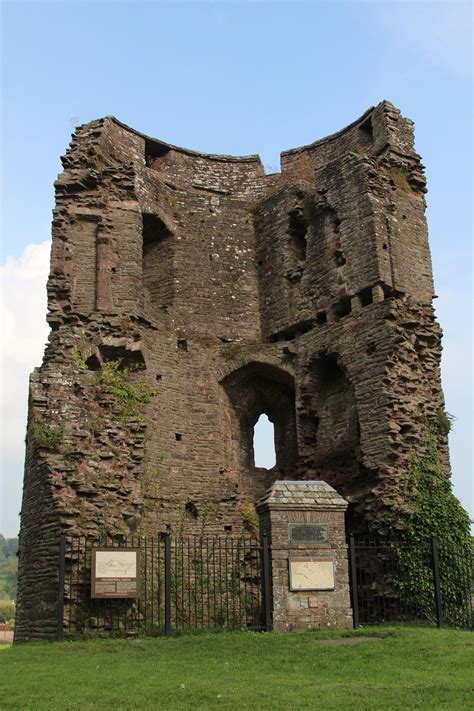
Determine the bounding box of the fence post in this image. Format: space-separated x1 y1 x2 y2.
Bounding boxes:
261 531 272 632
164 533 172 636
57 532 66 642
431 536 443 628
348 534 359 629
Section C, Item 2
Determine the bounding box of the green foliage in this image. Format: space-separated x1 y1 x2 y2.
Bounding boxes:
87 418 102 434
96 359 158 421
0 600 15 624
0 560 17 601
63 443 77 456
0 536 18 601
400 428 469 545
72 344 88 369
238 501 259 538
0 535 17 559
71 345 159 424
169 535 260 629
381 164 414 194
435 409 454 437
389 425 471 626
221 342 246 361
31 419 65 450
165 510 260 629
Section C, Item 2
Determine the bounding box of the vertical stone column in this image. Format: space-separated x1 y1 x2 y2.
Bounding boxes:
351 293 363 312
372 283 385 303
256 481 352 631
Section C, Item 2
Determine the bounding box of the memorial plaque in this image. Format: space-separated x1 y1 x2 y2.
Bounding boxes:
91 548 140 598
289 557 335 591
288 523 329 544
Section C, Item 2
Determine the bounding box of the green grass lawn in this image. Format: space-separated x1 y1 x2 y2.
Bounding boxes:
0 626 472 710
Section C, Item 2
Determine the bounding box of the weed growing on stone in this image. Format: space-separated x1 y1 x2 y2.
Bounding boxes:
238 501 259 537
381 164 414 193
435 408 454 436
96 359 158 422
31 419 65 450
72 344 88 369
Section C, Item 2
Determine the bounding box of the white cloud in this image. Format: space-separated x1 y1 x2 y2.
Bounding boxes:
0 241 51 535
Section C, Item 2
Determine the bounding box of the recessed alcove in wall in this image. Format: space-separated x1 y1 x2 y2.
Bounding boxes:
333 296 352 321
357 117 374 152
359 287 373 307
142 213 174 310
220 362 298 499
299 354 360 494
312 355 359 451
144 138 171 169
306 203 344 314
99 344 145 368
288 206 308 264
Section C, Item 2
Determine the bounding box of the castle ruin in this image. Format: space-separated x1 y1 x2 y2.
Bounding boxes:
15 101 450 639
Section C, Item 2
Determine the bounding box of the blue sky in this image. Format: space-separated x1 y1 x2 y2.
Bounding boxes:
1 0 472 536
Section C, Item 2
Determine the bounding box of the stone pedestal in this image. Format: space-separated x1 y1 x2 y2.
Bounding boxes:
257 480 353 631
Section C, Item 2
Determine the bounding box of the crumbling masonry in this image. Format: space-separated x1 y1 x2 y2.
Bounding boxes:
16 101 450 639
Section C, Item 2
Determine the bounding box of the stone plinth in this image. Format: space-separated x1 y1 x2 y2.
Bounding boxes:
257 480 352 631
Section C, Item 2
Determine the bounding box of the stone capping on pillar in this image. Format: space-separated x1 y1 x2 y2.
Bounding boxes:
256 480 349 512
256 480 353 632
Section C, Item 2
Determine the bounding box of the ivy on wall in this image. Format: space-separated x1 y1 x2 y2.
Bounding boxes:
400 421 469 548
386 416 471 626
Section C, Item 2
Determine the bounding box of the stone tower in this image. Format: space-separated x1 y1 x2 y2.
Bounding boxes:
15 101 449 639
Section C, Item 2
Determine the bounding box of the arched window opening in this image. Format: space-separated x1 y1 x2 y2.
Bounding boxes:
253 414 276 469
220 362 298 497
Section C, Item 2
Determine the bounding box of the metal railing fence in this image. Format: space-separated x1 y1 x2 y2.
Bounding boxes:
57 531 472 639
348 535 472 629
58 532 268 639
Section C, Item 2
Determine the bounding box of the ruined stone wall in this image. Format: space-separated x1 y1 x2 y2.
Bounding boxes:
16 101 449 639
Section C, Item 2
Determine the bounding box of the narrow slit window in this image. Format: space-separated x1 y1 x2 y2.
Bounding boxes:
253 414 276 468
288 207 308 262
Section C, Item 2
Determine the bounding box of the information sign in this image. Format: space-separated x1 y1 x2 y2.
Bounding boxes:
289 557 335 591
91 548 140 598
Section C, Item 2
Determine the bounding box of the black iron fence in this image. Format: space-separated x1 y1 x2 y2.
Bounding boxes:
58 532 472 639
58 533 269 640
348 535 473 629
